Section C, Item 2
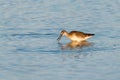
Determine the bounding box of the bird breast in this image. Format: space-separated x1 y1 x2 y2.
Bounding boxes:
69 36 85 42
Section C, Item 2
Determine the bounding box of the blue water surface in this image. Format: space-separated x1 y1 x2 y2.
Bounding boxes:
0 0 120 80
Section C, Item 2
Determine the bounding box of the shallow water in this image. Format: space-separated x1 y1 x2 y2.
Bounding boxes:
0 0 120 80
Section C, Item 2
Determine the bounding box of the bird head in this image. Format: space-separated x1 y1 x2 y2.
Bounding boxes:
57 30 67 41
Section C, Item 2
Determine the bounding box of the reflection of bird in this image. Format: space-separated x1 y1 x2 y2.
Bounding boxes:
57 30 95 42
61 41 92 49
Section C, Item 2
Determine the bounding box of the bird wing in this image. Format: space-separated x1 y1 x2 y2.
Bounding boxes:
69 31 86 38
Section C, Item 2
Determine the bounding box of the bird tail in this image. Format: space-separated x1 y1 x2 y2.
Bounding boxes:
85 33 95 37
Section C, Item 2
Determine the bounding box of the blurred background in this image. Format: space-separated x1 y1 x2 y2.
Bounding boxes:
0 0 120 80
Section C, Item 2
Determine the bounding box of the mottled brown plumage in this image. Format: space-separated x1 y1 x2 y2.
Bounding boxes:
57 30 95 42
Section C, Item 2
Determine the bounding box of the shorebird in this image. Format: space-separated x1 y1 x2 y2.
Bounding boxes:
57 30 95 42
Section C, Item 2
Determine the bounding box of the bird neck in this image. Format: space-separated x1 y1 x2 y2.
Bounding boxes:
64 32 69 37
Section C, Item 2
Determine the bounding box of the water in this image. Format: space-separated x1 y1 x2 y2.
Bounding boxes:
0 0 120 80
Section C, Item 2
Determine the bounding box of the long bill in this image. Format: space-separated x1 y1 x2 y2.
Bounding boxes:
57 34 62 41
